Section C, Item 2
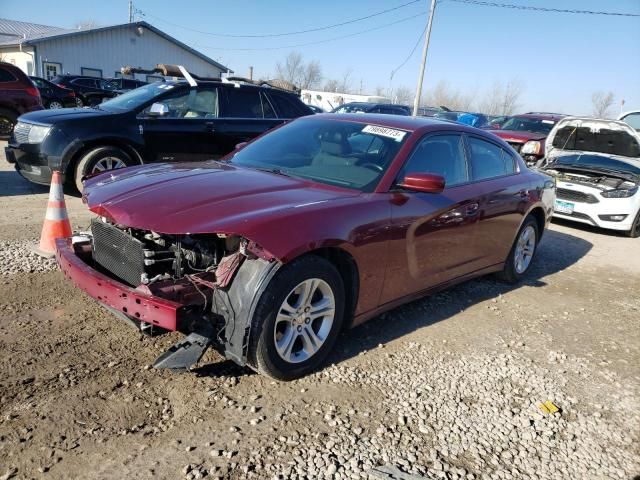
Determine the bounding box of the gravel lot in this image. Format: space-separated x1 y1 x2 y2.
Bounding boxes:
0 142 638 480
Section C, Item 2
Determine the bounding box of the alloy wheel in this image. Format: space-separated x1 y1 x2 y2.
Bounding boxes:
75 97 83 107
273 278 335 364
514 225 536 274
0 116 13 136
91 157 127 173
49 101 64 109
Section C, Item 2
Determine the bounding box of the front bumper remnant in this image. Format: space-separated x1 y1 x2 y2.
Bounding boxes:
55 238 186 331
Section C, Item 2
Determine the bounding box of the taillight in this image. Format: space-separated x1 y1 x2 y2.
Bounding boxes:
25 86 40 98
67 90 76 97
56 84 65 88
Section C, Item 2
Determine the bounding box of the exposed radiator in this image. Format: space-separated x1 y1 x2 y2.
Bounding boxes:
91 219 146 286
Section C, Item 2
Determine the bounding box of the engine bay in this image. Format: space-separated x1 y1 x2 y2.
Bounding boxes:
544 168 638 192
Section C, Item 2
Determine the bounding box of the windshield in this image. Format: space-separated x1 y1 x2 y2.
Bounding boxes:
333 104 369 114
501 116 556 134
230 118 409 192
549 153 640 176
99 82 176 112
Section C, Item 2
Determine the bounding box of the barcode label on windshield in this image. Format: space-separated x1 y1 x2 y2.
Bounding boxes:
362 125 406 142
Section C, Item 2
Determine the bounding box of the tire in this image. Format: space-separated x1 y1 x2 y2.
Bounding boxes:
0 108 17 137
75 96 84 108
498 215 539 284
73 146 134 192
626 209 640 238
249 255 345 381
47 100 64 109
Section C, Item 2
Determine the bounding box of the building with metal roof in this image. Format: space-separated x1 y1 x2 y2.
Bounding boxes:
0 18 231 81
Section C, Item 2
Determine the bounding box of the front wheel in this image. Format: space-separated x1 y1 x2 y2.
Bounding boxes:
249 256 345 381
498 216 539 284
0 108 17 137
626 210 640 238
73 146 134 192
75 96 84 108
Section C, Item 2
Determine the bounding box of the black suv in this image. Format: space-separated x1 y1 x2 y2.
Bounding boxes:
50 75 122 107
107 77 148 91
5 79 313 191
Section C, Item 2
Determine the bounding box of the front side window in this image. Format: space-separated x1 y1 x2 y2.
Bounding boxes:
268 92 306 118
400 134 468 187
468 137 515 180
140 89 219 118
230 118 408 192
73 78 97 87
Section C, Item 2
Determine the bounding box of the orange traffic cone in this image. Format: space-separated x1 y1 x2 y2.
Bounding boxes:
33 171 72 258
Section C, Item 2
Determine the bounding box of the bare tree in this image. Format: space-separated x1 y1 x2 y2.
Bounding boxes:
323 79 339 93
393 86 413 105
374 85 387 97
323 70 354 94
421 80 474 111
275 52 322 90
591 91 615 118
479 79 524 115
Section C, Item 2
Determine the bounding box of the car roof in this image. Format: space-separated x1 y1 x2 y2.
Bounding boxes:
513 113 565 121
300 112 489 134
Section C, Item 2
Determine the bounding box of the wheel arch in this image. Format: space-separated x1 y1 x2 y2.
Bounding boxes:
64 139 143 179
527 205 547 241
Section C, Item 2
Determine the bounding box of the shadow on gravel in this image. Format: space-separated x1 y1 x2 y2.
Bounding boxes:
192 357 255 379
329 228 593 366
0 170 49 197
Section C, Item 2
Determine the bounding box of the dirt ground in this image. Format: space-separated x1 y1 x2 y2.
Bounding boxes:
0 142 638 479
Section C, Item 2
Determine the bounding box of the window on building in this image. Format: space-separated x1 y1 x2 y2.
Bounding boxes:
81 67 103 78
42 62 61 81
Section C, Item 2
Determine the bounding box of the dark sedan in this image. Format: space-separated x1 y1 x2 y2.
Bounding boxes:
56 114 555 380
331 102 410 115
30 76 76 109
50 75 121 107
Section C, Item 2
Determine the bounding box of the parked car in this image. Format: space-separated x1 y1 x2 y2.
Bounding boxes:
50 75 122 107
107 77 148 91
331 102 410 115
434 111 491 128
0 62 42 137
307 104 325 114
618 110 640 131
540 117 640 237
486 115 511 129
30 76 76 109
489 113 565 166
5 79 313 191
56 114 554 380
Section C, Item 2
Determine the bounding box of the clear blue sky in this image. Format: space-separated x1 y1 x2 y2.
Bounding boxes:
3 0 639 115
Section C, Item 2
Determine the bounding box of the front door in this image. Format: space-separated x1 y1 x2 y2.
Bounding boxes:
381 133 484 303
42 62 60 81
139 87 227 162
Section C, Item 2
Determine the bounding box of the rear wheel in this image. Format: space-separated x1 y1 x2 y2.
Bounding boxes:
73 146 134 192
249 256 345 381
498 216 539 284
0 108 17 137
626 209 640 238
75 96 84 108
47 100 64 109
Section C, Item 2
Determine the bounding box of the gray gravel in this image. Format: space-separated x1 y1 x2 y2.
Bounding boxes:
0 240 57 276
221 342 638 479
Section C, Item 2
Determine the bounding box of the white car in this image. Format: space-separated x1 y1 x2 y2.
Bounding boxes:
618 110 640 131
540 117 640 237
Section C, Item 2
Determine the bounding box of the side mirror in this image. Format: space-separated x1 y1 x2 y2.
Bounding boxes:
398 172 445 193
148 102 169 117
235 141 248 150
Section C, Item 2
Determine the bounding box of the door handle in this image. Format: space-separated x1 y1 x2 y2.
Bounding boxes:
465 202 479 216
205 122 216 133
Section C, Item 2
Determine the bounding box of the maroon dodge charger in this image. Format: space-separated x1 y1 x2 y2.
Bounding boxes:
56 114 555 380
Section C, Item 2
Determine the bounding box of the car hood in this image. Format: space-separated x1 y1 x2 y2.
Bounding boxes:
19 107 112 124
83 162 359 235
490 130 547 143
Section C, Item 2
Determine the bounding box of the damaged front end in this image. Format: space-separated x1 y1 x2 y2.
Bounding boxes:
55 217 280 370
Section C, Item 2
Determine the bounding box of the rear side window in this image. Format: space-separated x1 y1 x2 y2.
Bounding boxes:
401 134 469 187
268 92 307 118
73 78 96 87
0 68 17 83
468 137 515 180
222 88 265 118
621 113 640 130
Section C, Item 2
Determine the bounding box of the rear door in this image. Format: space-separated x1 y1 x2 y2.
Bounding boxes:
214 86 283 153
464 134 527 267
138 86 228 162
381 132 485 303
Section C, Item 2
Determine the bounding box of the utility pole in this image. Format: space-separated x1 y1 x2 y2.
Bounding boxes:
128 0 134 23
412 0 437 116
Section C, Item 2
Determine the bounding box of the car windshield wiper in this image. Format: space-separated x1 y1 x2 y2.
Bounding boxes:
551 163 639 179
253 167 297 178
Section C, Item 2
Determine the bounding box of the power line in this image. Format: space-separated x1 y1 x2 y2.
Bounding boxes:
193 13 426 52
446 0 640 17
138 0 421 38
390 22 427 81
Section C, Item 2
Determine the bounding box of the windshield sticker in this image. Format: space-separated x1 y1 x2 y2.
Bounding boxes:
541 120 555 124
157 84 174 90
362 125 407 142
